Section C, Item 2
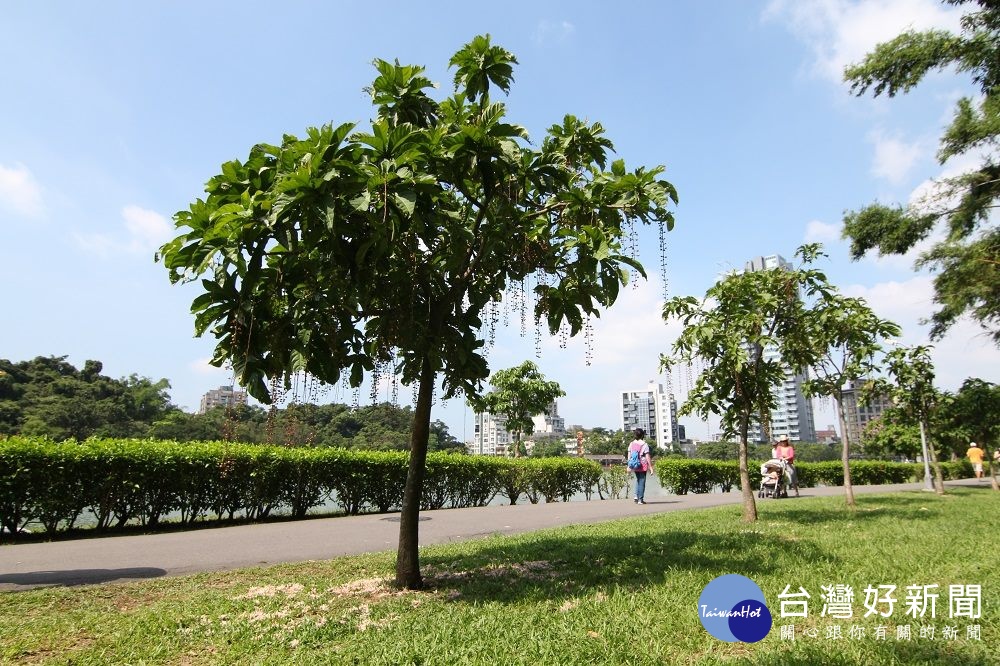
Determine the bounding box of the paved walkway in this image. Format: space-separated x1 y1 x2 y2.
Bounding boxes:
0 479 988 591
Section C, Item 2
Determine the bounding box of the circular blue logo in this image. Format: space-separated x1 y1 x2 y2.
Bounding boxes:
697 574 772 643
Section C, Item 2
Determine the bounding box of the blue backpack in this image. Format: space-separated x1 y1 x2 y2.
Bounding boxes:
627 445 644 471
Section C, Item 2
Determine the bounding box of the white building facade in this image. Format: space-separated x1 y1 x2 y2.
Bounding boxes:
620 381 678 450
198 385 248 414
471 401 566 455
840 379 893 447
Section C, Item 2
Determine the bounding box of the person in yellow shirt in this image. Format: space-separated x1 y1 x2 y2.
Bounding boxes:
966 442 985 479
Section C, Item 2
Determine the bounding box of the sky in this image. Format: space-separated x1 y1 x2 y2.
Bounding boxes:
3 0 998 444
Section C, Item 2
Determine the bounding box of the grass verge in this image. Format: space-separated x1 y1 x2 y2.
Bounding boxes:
1 486 997 665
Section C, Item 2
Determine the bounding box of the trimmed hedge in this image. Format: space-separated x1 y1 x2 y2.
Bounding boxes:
654 458 974 495
0 437 602 537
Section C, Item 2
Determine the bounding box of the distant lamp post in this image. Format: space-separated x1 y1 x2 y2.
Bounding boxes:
918 420 934 492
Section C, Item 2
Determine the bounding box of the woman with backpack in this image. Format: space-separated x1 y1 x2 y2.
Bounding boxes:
626 428 653 504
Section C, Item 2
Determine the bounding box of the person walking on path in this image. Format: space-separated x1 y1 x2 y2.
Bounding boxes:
966 442 985 480
627 428 653 504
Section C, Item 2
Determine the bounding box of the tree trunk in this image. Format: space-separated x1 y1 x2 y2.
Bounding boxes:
989 459 999 493
395 353 436 590
836 396 856 509
738 418 757 522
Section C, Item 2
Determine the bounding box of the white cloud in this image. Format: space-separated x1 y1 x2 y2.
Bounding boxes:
190 358 230 377
805 219 841 243
74 205 173 257
533 20 575 45
869 129 925 184
764 0 962 84
0 162 45 217
842 276 1000 391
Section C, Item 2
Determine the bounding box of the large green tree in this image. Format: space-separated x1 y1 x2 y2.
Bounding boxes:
158 35 676 588
662 245 843 522
801 299 900 508
842 0 1000 343
472 360 565 457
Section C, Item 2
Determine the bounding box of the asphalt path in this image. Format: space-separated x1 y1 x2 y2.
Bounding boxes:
0 479 988 591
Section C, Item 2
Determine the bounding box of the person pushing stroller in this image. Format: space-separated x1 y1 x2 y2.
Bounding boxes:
773 434 799 497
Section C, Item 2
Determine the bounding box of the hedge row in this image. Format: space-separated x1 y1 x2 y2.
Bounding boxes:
0 437 603 536
654 459 975 495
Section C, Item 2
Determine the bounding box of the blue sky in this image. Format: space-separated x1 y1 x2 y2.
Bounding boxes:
3 1 998 442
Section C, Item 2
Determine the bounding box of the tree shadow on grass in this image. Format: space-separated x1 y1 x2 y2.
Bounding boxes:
0 566 166 590
758 493 955 527
420 526 827 605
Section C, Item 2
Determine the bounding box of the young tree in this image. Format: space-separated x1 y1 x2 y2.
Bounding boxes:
861 412 923 461
872 346 946 494
937 377 1000 491
801 298 900 508
661 245 835 522
842 0 1000 343
158 35 676 588
472 361 565 457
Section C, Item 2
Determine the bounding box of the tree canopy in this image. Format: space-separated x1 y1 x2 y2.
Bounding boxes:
472 360 564 455
157 34 676 588
0 356 174 440
842 0 1000 343
801 295 900 507
870 345 946 493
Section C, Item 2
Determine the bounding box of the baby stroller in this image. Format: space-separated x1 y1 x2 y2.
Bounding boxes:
758 459 789 499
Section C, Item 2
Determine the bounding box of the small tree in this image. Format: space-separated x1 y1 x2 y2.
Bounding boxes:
860 413 923 460
801 298 900 508
158 35 675 588
661 245 835 522
872 346 946 494
473 361 565 457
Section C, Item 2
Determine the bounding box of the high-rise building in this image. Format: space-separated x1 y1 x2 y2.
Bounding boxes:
620 381 678 450
744 254 817 443
471 401 566 455
198 385 248 414
840 379 893 447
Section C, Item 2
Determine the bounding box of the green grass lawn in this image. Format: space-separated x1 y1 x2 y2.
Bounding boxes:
2 486 997 665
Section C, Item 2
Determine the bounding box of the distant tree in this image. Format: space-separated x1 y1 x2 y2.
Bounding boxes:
583 428 626 455
662 245 860 522
870 346 946 494
861 412 923 460
530 438 568 458
937 377 1000 491
694 442 740 460
0 356 174 440
842 0 1000 343
802 297 900 508
793 443 842 463
157 35 675 588
472 361 565 458
429 419 465 453
149 410 224 442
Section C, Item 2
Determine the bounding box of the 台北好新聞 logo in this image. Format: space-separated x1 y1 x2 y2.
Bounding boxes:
698 574 773 643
